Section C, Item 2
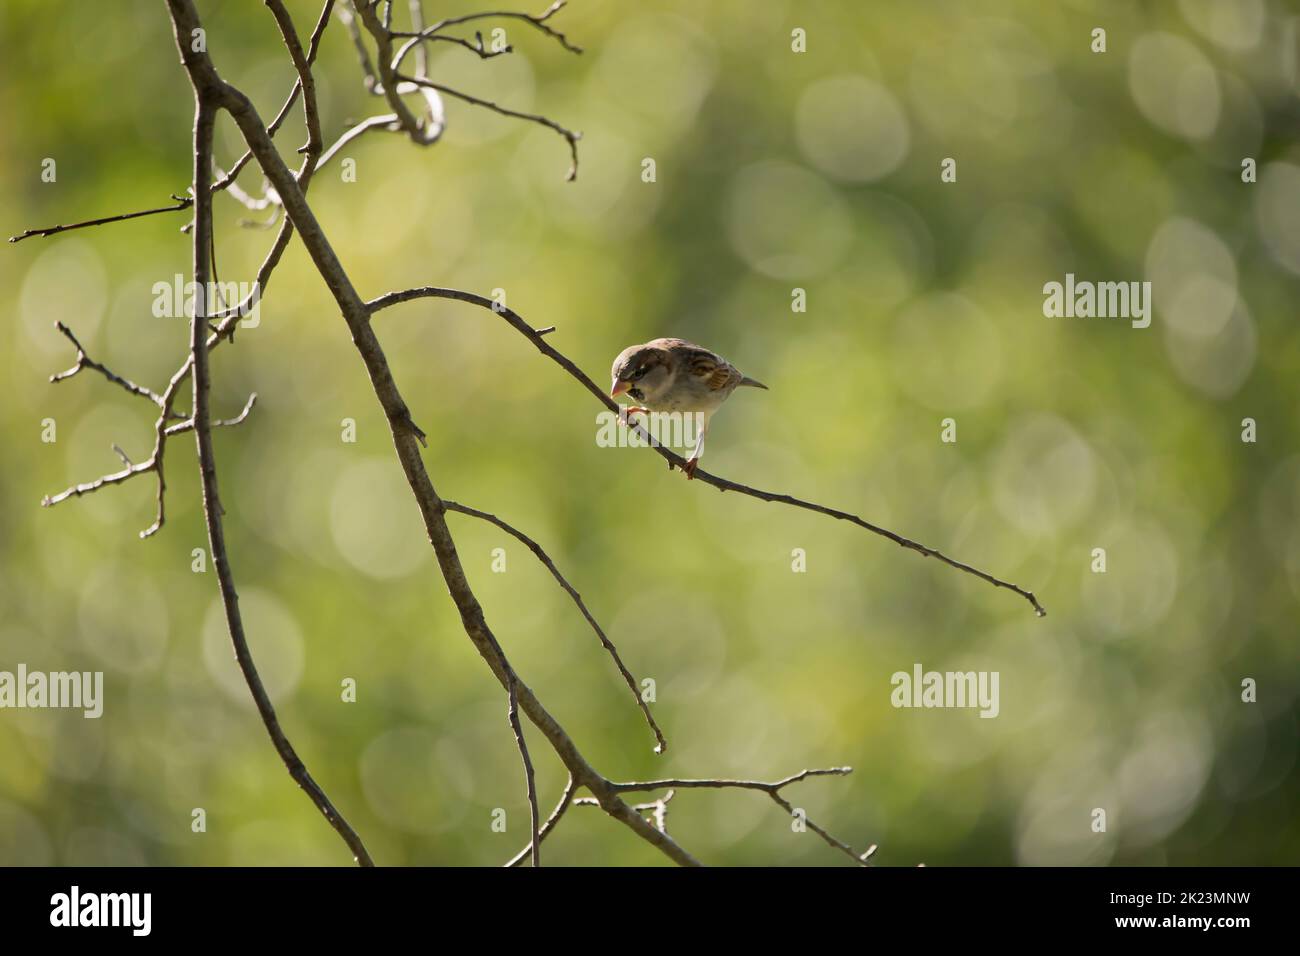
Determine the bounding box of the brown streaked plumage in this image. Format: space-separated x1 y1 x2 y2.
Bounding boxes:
609 338 767 478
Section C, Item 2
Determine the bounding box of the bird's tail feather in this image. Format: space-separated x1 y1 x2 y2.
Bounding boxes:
739 375 768 390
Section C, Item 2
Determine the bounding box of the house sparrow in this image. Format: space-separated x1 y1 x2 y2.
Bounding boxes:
610 338 768 479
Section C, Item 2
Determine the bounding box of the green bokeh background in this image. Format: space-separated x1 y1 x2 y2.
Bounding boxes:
1 0 1297 866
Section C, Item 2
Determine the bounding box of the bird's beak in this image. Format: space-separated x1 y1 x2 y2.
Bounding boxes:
610 379 630 398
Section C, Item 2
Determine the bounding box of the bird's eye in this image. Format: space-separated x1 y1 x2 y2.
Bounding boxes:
631 365 648 380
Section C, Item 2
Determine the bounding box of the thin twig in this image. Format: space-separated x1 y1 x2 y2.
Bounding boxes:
163 392 258 436
506 678 541 867
318 113 400 169
608 767 865 864
390 0 583 71
408 0 429 75
211 0 336 192
505 774 577 867
266 0 323 158
628 789 675 832
424 31 513 59
49 321 168 406
14 2 336 246
444 499 666 754
42 460 157 509
355 1 446 145
222 173 278 212
8 197 193 244
41 322 189 537
337 0 380 92
397 73 580 181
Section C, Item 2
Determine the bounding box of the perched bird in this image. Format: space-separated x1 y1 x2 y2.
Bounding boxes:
609 337 767 479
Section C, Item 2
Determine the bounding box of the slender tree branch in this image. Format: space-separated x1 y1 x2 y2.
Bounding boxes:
424 31 513 60
408 0 429 76
505 773 577 867
609 766 853 795
397 0 515 66
8 197 193 244
163 392 258 436
212 0 335 192
443 499 666 754
366 287 1048 617
265 0 323 158
577 788 676 833
506 679 541 867
12 2 336 246
164 0 374 867
337 0 381 92
607 767 868 865
397 73 579 181
354 1 445 145
639 788 675 832
390 0 583 67
318 113 401 169
222 173 278 212
49 321 169 406
42 460 157 509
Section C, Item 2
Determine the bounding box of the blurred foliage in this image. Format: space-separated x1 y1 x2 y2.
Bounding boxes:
1 0 1298 866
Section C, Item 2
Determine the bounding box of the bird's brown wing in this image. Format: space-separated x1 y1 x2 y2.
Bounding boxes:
653 339 742 392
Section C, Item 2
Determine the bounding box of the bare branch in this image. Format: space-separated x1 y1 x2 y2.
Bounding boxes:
41 322 193 538
265 0 323 158
423 31 513 60
211 0 336 191
221 173 278 212
164 0 375 867
444 499 666 754
41 459 156 510
9 196 193 244
596 788 675 833
337 0 381 92
408 0 429 76
318 113 400 169
391 0 583 69
574 788 677 832
49 321 168 406
44 282 275 540
11 3 335 246
397 73 579 181
505 774 576 867
506 679 541 867
163 392 258 436
397 1 515 66
366 287 1048 617
354 1 445 145
607 767 866 865
643 789 674 832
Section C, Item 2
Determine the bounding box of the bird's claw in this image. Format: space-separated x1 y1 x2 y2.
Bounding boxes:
683 457 699 480
618 405 650 427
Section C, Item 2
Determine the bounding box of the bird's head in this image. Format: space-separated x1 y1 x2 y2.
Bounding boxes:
610 343 672 404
